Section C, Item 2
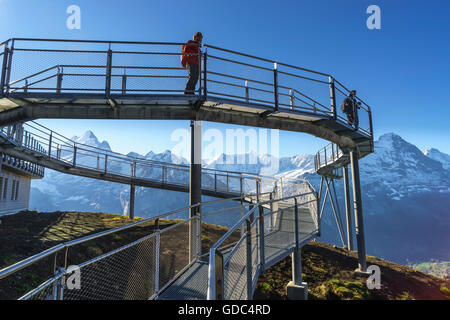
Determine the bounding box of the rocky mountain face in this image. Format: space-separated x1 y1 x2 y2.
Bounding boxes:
29 131 450 265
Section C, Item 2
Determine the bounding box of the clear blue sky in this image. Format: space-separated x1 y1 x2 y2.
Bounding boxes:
1 0 449 157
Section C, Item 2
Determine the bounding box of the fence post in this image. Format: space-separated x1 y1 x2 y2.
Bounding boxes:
329 76 337 120
240 174 243 195
5 40 14 95
256 178 261 202
289 89 294 109
214 172 217 192
0 44 9 97
294 198 299 250
202 49 208 99
244 80 249 102
104 154 108 173
73 145 77 166
52 267 66 300
153 229 160 296
131 160 136 178
121 69 127 95
368 106 374 137
259 206 265 273
105 49 112 98
331 143 335 162
246 218 253 300
56 67 63 94
226 173 229 192
48 131 53 156
214 250 224 300
273 63 279 112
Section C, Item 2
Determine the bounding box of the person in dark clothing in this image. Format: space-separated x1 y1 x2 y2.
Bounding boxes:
181 32 203 94
342 89 360 127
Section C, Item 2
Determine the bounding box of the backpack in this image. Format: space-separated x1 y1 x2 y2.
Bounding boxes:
180 45 188 68
341 97 353 113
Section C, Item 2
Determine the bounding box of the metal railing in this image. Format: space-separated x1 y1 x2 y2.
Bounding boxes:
314 142 345 172
0 121 281 197
0 38 373 137
0 189 278 300
207 182 318 300
0 176 314 300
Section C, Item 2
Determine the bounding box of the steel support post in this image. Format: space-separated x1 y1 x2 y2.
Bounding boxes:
214 250 224 300
240 199 245 238
329 76 337 120
343 165 354 250
121 71 127 95
331 179 346 247
291 250 302 285
52 267 65 300
259 206 265 273
244 80 249 102
350 151 367 272
246 219 253 300
202 50 208 99
5 41 13 94
72 146 77 166
273 63 279 112
105 49 112 98
48 131 53 156
0 45 9 97
189 120 202 261
153 229 160 295
294 198 299 250
368 107 374 137
56 67 63 94
325 177 346 247
289 89 294 109
129 184 135 219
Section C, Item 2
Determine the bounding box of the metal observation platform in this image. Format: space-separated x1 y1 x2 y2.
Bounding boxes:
0 38 374 300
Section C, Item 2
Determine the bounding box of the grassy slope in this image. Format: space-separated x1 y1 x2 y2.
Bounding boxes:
410 261 450 280
0 211 449 300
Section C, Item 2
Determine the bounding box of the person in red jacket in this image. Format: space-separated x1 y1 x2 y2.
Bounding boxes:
181 32 203 94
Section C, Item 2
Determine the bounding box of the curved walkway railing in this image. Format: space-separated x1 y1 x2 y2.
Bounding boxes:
0 195 261 300
0 121 283 197
0 177 317 300
0 38 373 138
207 190 318 300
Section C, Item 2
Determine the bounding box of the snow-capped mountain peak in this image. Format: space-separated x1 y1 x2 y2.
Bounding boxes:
424 148 450 171
73 131 111 151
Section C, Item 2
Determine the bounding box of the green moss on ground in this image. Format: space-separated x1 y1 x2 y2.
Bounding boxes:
1 210 449 300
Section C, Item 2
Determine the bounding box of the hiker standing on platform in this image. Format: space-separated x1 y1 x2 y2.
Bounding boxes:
341 89 361 127
181 32 203 95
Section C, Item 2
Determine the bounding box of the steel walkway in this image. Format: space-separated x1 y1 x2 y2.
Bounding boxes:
0 38 374 300
157 202 318 300
0 38 373 157
0 121 281 200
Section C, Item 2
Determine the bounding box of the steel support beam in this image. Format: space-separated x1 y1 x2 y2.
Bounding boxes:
189 120 202 262
291 249 302 285
326 177 346 247
343 165 354 250
129 184 135 219
350 151 367 272
0 101 359 150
